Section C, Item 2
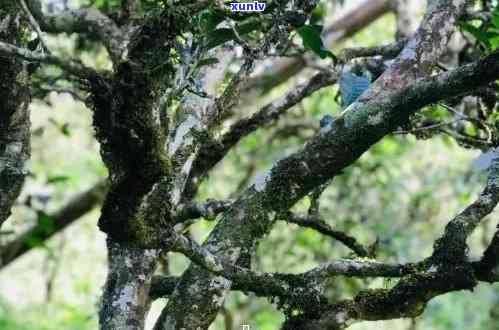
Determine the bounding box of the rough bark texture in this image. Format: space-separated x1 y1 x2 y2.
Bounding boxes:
0 2 30 228
25 0 125 62
91 13 178 246
155 1 472 329
91 15 177 330
4 0 499 329
99 240 159 330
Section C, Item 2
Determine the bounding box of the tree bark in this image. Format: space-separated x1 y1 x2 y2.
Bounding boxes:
0 2 30 229
155 0 471 328
99 240 158 330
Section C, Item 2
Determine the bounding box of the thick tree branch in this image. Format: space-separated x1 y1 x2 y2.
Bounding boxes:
156 2 478 328
284 125 499 329
150 258 499 299
0 41 101 79
173 199 233 223
25 0 125 62
0 181 107 269
160 46 499 327
339 39 407 62
475 227 499 283
159 226 499 329
282 267 476 329
185 72 338 199
161 231 414 315
431 155 499 264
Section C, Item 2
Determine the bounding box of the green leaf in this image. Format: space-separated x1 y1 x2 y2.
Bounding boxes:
460 22 491 48
490 36 499 50
310 24 323 34
46 175 70 184
297 25 322 53
198 10 224 34
25 235 44 248
297 25 337 60
492 12 499 29
485 30 499 38
206 19 261 49
61 123 71 136
39 213 55 234
310 3 326 25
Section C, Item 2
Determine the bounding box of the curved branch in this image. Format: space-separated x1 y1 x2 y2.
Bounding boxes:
339 39 407 61
282 267 476 329
431 155 499 264
155 1 481 328
0 41 102 79
0 181 107 269
161 231 414 314
284 125 499 329
25 0 125 62
284 212 370 257
184 72 338 199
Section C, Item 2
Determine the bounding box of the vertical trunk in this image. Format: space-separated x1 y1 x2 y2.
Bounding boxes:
0 3 30 228
99 239 159 330
90 22 175 329
92 57 170 330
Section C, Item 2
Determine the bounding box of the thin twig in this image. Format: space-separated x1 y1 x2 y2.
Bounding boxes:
284 212 370 257
17 0 51 53
393 118 462 134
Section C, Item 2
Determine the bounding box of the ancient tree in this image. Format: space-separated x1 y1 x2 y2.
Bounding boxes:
1 0 499 329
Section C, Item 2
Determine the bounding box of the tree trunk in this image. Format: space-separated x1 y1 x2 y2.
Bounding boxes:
0 2 30 229
99 239 158 330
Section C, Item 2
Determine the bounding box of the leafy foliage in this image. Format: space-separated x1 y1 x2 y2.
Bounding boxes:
460 6 499 51
296 24 337 60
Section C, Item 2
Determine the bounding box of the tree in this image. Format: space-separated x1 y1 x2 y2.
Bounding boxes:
1 0 499 329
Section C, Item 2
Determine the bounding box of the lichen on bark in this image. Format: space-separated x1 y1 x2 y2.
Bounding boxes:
99 240 159 330
0 2 30 228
